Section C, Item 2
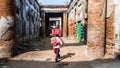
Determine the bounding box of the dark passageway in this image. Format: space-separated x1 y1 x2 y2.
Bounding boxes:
45 13 63 37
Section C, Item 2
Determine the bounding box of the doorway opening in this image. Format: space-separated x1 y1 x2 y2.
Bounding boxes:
45 13 63 37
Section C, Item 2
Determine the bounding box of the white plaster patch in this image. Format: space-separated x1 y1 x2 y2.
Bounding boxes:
0 16 14 38
114 0 120 52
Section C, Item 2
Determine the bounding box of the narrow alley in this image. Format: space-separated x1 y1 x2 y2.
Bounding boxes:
0 0 120 68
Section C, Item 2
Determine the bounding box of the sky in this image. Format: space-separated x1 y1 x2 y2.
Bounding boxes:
38 0 70 5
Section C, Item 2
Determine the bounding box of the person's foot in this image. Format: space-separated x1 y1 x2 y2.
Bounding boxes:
58 58 61 62
58 57 60 59
55 58 61 63
55 60 59 63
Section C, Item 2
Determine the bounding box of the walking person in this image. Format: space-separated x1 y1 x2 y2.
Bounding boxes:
55 25 61 36
50 35 63 62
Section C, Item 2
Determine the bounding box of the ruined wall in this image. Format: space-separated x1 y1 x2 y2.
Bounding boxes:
87 0 105 59
0 0 15 58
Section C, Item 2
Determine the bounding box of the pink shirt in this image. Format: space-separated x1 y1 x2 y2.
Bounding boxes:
51 37 63 48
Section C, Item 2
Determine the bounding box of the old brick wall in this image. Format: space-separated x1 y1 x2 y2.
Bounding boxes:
63 13 68 37
0 0 15 58
106 10 115 57
68 22 76 37
87 0 105 59
0 0 15 17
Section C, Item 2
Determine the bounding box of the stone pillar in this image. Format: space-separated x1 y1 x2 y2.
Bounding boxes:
87 0 105 59
0 0 16 58
63 13 68 37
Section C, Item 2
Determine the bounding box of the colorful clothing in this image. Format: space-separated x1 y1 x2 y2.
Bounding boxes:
50 36 63 62
51 28 61 36
51 37 63 53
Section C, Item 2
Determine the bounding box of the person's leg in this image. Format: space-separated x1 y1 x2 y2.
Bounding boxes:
58 48 60 58
55 48 59 62
54 48 56 54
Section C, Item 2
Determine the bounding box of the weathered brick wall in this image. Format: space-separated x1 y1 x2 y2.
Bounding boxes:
87 0 105 59
68 20 74 36
68 22 76 37
0 0 15 58
63 13 68 37
0 0 15 17
106 10 115 57
68 24 72 36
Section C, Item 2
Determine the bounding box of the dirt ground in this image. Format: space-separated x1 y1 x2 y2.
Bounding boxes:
0 37 120 68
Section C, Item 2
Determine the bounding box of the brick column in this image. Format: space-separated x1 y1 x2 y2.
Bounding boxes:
63 13 68 37
87 0 105 59
106 7 114 57
0 0 16 58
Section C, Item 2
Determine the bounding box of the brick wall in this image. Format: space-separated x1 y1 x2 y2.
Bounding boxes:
87 0 105 59
63 13 68 37
0 0 15 58
106 10 115 57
